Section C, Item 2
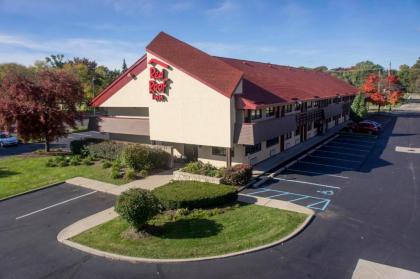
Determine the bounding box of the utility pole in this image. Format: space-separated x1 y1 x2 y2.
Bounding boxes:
92 77 96 116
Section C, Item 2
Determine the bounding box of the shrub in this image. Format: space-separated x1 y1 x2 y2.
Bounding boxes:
45 158 57 167
115 189 160 230
69 155 81 166
70 138 103 155
152 181 238 210
58 159 69 167
124 168 137 180
86 141 125 161
111 160 122 179
139 169 149 178
122 144 170 171
181 161 223 177
222 164 253 186
101 160 112 169
81 157 94 166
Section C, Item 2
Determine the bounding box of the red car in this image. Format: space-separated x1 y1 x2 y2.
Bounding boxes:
347 122 379 135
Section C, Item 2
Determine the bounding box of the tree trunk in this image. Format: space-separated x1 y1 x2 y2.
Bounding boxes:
378 105 381 112
45 141 50 152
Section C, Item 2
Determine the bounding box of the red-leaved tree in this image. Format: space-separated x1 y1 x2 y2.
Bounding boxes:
0 69 83 151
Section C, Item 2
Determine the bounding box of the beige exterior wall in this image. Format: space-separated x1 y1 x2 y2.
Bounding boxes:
101 69 152 108
147 53 233 148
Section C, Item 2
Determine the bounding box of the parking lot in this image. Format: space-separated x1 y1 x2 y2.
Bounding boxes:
242 133 378 212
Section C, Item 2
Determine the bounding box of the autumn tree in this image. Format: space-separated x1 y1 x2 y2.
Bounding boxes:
0 69 83 151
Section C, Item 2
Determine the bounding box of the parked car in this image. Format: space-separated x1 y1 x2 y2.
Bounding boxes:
360 120 382 129
347 122 380 135
0 132 18 147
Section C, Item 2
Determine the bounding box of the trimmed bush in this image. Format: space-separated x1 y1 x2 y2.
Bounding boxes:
115 189 160 230
139 169 149 178
70 138 103 155
111 160 122 179
86 141 125 161
152 181 238 210
69 156 81 166
122 144 170 171
181 161 223 177
222 164 253 186
124 169 137 180
101 160 112 169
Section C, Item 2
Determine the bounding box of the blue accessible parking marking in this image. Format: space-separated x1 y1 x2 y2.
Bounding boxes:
246 188 331 211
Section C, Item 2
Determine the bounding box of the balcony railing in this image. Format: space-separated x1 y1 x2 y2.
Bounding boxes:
234 114 297 145
88 116 150 136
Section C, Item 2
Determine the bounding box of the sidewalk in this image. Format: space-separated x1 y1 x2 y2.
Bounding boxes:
66 169 173 196
252 122 347 176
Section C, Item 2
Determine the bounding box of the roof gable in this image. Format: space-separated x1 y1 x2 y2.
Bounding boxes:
146 32 243 98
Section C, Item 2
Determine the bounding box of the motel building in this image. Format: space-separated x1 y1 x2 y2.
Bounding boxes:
90 32 358 168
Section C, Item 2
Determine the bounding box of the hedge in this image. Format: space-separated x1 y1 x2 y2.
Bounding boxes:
152 181 237 209
222 164 253 186
86 141 125 161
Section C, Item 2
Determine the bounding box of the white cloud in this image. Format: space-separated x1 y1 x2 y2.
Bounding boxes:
206 0 238 16
0 32 145 69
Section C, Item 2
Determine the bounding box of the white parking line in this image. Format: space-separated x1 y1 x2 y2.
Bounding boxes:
315 149 365 158
325 144 370 152
272 177 341 189
299 161 354 170
309 155 361 163
338 138 376 144
15 191 97 220
332 140 373 148
286 168 349 179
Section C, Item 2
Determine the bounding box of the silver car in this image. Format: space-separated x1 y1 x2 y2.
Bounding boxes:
0 133 18 147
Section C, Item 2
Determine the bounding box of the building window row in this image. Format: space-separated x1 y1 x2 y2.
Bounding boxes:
245 143 262 155
266 137 279 147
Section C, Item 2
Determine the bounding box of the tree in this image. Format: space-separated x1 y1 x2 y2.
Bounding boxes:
122 58 128 73
369 92 386 112
350 93 367 122
397 64 411 92
45 54 65 69
0 69 83 151
362 74 380 94
332 61 384 88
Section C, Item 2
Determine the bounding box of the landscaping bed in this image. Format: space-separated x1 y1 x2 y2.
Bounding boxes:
0 156 131 200
71 203 306 259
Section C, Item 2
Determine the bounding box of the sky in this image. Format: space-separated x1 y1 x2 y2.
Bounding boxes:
0 0 419 70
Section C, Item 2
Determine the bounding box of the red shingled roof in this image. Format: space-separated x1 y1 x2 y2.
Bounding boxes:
92 32 358 108
217 57 358 109
146 32 243 98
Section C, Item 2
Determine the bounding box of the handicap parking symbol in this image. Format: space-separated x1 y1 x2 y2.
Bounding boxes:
317 190 334 196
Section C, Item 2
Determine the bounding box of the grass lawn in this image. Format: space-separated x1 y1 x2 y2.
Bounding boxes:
71 203 306 259
0 156 130 199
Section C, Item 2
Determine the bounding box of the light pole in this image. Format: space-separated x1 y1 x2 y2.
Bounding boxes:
92 77 96 116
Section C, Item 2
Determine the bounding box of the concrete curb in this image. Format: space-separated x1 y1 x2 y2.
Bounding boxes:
57 195 314 263
0 181 64 202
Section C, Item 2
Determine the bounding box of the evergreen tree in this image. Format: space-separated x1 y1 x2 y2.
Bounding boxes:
122 59 128 73
350 93 367 122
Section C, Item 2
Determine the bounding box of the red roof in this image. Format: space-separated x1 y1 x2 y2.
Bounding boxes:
92 32 358 108
91 55 147 107
217 57 358 109
146 32 243 98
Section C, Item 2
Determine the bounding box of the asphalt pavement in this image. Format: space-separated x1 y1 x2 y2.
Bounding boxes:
1 113 420 278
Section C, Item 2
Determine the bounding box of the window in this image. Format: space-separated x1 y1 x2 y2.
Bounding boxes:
250 109 262 120
307 101 313 108
212 147 234 157
285 104 293 113
295 103 301 111
265 107 275 117
245 143 261 156
285 132 292 139
266 137 279 147
295 127 300 136
307 122 313 130
212 147 226 156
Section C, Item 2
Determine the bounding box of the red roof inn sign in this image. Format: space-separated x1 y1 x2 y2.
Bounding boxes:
148 58 170 102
